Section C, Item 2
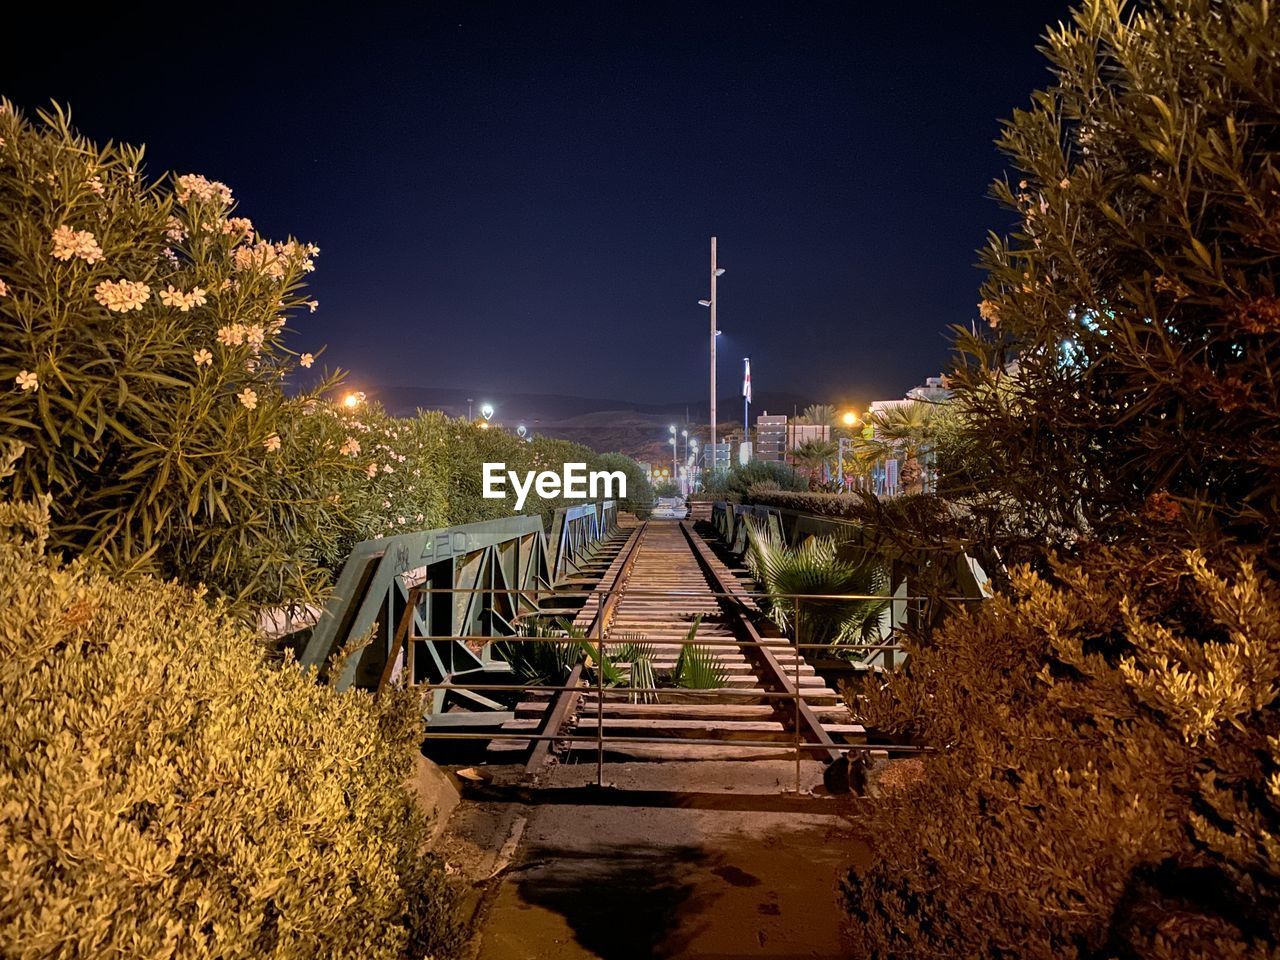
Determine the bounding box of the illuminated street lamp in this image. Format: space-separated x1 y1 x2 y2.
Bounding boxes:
341 391 365 410
516 424 528 439
480 402 495 421
836 412 860 491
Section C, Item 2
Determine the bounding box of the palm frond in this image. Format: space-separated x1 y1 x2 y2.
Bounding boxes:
744 524 890 655
495 617 582 685
610 631 658 704
671 615 729 689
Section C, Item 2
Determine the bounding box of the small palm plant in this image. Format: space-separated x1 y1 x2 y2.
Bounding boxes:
744 519 889 658
495 617 585 685
501 616 727 701
609 632 658 704
669 615 730 689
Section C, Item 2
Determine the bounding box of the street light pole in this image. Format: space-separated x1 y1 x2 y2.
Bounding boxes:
709 237 718 473
668 425 677 490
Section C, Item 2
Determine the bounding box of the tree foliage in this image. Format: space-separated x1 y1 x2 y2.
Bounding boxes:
843 3 1280 956
951 0 1280 563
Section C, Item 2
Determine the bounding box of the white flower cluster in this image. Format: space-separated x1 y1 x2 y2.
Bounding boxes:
94 279 151 312
174 173 233 206
51 225 104 264
159 285 208 312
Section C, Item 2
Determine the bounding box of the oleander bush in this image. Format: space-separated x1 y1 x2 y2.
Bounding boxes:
0 449 462 959
844 2 1280 956
845 546 1280 959
948 0 1280 565
592 450 655 519
0 100 351 611
0 101 650 611
324 403 651 567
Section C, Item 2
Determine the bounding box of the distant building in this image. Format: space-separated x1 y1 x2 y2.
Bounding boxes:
906 376 952 403
755 414 788 462
754 412 829 464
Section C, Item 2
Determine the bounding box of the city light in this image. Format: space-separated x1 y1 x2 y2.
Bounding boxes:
480 402 495 421
341 391 365 410
842 411 858 427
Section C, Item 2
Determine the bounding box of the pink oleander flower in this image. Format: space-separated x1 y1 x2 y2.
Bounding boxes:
216 324 246 347
367 462 379 478
192 348 213 367
299 352 314 368
0 278 8 297
340 437 361 457
15 370 38 392
175 173 233 206
237 388 258 410
165 216 187 242
94 279 151 312
160 285 208 312
84 176 105 196
263 433 281 453
51 225 104 264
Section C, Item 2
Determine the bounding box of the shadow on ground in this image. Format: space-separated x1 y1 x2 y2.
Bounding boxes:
511 842 712 959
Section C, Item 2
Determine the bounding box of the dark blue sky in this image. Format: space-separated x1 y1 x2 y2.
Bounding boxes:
9 1 1068 408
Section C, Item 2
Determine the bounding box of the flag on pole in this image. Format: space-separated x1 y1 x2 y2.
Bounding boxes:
742 357 752 404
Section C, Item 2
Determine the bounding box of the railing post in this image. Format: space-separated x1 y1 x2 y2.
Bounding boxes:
597 583 608 787
795 596 802 793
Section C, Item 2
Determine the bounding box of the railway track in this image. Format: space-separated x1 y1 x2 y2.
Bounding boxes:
491 519 864 773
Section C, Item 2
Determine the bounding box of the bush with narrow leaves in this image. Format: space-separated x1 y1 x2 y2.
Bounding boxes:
0 101 351 610
0 447 460 959
844 547 1280 958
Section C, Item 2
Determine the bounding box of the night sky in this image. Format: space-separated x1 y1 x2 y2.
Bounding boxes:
8 1 1068 410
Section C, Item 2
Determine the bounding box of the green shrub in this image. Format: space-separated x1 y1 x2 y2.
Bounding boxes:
699 459 805 501
325 404 649 562
843 4 1280 954
653 479 680 498
0 101 351 610
592 451 655 519
844 547 1280 958
0 450 461 959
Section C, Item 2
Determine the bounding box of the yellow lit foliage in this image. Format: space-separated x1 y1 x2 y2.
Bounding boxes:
845 547 1280 959
0 449 458 959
